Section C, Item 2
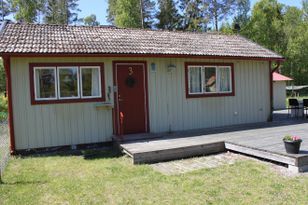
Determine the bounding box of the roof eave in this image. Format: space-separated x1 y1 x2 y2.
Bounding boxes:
0 52 285 62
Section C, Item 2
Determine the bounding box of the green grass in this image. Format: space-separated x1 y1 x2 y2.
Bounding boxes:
0 150 308 204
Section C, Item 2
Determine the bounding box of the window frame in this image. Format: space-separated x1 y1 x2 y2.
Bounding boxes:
185 62 235 98
29 63 105 105
80 66 102 99
57 66 80 100
33 66 58 101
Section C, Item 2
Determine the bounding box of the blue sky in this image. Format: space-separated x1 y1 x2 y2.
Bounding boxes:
78 0 303 25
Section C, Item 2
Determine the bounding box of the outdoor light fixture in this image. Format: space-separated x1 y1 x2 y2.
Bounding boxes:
167 64 176 73
151 63 156 72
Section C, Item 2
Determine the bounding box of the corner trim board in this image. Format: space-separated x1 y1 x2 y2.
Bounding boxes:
3 56 16 153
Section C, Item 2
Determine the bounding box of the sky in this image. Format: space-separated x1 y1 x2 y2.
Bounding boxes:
78 0 303 25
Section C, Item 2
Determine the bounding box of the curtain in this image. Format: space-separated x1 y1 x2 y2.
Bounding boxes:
218 67 231 92
189 67 202 93
91 68 100 96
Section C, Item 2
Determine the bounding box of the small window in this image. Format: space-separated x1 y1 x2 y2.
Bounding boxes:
34 67 57 100
186 63 234 98
80 66 101 98
58 67 80 99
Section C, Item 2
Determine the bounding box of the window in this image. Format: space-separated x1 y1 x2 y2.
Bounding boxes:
34 67 57 100
186 63 234 98
58 67 79 99
30 63 105 104
80 67 101 98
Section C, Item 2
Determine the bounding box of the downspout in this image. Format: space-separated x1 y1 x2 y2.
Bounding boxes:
268 61 281 121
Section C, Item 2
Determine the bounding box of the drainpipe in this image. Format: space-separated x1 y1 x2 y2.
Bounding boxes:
268 61 281 121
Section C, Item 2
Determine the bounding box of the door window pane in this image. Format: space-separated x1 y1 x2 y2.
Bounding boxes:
34 68 57 100
58 67 79 98
189 66 202 94
81 67 101 98
204 67 216 92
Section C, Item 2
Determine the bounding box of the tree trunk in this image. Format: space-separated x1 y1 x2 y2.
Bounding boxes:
140 0 144 28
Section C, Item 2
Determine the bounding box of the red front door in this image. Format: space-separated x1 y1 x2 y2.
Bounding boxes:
114 62 148 135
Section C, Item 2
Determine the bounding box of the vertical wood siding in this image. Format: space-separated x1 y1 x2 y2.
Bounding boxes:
273 81 287 110
11 57 270 150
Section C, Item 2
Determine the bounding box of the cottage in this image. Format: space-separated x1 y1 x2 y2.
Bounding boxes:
272 72 292 110
0 22 284 153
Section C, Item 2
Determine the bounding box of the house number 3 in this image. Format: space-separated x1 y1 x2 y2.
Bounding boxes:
128 67 134 76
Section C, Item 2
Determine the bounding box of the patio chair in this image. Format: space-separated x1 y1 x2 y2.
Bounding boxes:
304 99 308 118
287 98 300 117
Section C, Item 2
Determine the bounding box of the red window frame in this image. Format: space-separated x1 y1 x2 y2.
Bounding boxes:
185 62 235 98
29 63 105 105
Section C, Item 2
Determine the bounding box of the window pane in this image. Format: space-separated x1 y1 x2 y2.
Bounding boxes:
218 67 231 92
189 67 202 93
35 68 56 99
58 67 79 98
81 67 101 97
204 67 216 92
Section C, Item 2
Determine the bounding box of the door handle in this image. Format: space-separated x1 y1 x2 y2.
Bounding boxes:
118 98 123 102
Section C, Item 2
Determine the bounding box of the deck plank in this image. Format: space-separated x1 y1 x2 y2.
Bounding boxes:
118 120 308 169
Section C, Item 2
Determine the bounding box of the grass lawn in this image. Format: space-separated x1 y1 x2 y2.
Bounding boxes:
1 150 308 205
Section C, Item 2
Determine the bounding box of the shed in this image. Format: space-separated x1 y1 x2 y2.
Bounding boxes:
272 72 293 110
0 22 285 152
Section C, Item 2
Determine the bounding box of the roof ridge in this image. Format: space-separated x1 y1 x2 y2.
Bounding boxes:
7 22 231 36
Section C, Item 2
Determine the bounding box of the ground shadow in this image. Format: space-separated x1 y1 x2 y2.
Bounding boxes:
16 147 122 160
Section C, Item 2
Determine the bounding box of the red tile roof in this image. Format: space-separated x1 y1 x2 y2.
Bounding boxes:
273 72 293 81
0 22 284 60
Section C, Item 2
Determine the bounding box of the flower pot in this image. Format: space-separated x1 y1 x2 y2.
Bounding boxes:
283 140 302 154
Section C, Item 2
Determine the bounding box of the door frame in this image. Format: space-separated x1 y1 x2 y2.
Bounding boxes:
112 61 150 135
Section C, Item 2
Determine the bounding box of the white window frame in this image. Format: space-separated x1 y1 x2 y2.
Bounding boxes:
57 66 80 100
188 65 233 95
80 66 102 99
33 67 58 101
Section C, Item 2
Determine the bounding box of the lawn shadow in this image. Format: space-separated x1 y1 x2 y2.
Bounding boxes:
0 180 47 186
16 147 123 160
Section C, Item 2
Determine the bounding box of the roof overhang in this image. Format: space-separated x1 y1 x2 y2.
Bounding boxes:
0 52 286 62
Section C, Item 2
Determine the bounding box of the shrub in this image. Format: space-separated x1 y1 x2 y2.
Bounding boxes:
0 94 8 113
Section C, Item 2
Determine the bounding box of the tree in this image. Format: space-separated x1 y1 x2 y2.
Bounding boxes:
107 0 117 24
107 0 155 28
156 0 180 30
243 0 286 54
233 0 250 29
179 0 208 31
44 0 81 25
11 0 41 23
114 0 142 28
0 59 5 93
140 0 155 28
83 14 100 26
0 0 11 21
205 0 238 31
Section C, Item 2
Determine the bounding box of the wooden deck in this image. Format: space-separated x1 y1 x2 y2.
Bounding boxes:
116 118 308 172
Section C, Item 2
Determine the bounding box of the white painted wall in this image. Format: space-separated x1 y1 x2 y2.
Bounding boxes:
273 81 287 110
10 57 270 150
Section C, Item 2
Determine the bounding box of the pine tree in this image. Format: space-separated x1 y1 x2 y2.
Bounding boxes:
205 0 237 31
156 0 180 30
233 0 250 29
11 0 41 23
44 0 81 25
0 0 11 21
107 0 155 28
179 0 208 31
141 0 155 28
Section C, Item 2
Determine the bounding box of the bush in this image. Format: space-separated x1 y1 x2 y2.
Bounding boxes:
0 94 7 113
